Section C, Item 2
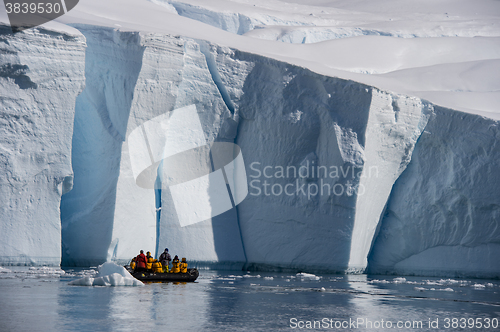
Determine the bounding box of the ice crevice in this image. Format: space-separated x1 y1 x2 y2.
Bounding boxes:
198 40 236 114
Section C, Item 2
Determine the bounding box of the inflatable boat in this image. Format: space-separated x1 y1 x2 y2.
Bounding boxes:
125 266 199 282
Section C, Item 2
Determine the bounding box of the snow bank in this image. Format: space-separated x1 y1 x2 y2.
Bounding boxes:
68 262 143 286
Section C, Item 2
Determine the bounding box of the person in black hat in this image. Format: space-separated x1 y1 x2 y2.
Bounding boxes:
159 248 171 272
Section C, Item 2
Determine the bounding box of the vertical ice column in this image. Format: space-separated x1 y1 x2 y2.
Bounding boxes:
348 90 432 271
127 104 248 227
128 105 207 189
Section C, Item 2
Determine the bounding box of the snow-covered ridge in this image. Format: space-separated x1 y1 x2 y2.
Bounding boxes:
152 0 500 40
141 0 500 117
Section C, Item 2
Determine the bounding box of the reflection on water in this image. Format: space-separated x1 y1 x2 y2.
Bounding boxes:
0 268 498 332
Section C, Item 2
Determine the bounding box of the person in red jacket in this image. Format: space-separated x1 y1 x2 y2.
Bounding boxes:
135 250 147 272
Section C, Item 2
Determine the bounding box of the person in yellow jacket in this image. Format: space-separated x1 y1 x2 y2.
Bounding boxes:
146 251 154 270
171 255 180 273
130 257 136 271
152 259 163 273
180 257 188 273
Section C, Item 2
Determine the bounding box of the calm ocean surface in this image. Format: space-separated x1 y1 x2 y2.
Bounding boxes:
0 267 499 331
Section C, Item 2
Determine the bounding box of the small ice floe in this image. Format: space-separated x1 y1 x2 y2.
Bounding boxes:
425 280 440 286
319 287 326 292
393 277 407 283
441 279 460 285
406 281 420 285
369 279 390 284
0 267 12 273
28 267 66 277
414 287 453 292
439 288 454 292
264 277 274 280
472 283 486 289
68 262 143 287
296 273 321 280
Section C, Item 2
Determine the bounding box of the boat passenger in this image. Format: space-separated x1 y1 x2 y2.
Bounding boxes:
152 259 163 273
135 250 147 272
180 257 188 273
171 255 180 273
146 251 154 270
159 248 171 272
130 257 136 270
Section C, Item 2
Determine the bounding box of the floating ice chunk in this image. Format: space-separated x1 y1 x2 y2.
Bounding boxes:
0 267 12 273
70 276 95 286
68 262 143 286
297 273 321 280
27 267 66 276
472 284 486 289
369 279 390 284
406 281 420 285
264 277 274 280
424 280 440 286
414 287 426 291
393 277 407 283
440 288 454 292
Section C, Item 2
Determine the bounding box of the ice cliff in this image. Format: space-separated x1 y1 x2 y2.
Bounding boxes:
0 26 85 265
1 24 499 277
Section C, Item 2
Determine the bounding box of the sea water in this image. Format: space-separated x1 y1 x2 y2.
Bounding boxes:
0 267 498 332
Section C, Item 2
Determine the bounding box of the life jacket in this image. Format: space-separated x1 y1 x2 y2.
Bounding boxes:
180 262 188 273
130 259 136 270
136 254 147 269
171 259 180 273
152 260 163 273
146 256 153 270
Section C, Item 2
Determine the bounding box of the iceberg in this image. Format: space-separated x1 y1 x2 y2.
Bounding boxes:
68 262 143 286
0 0 499 278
